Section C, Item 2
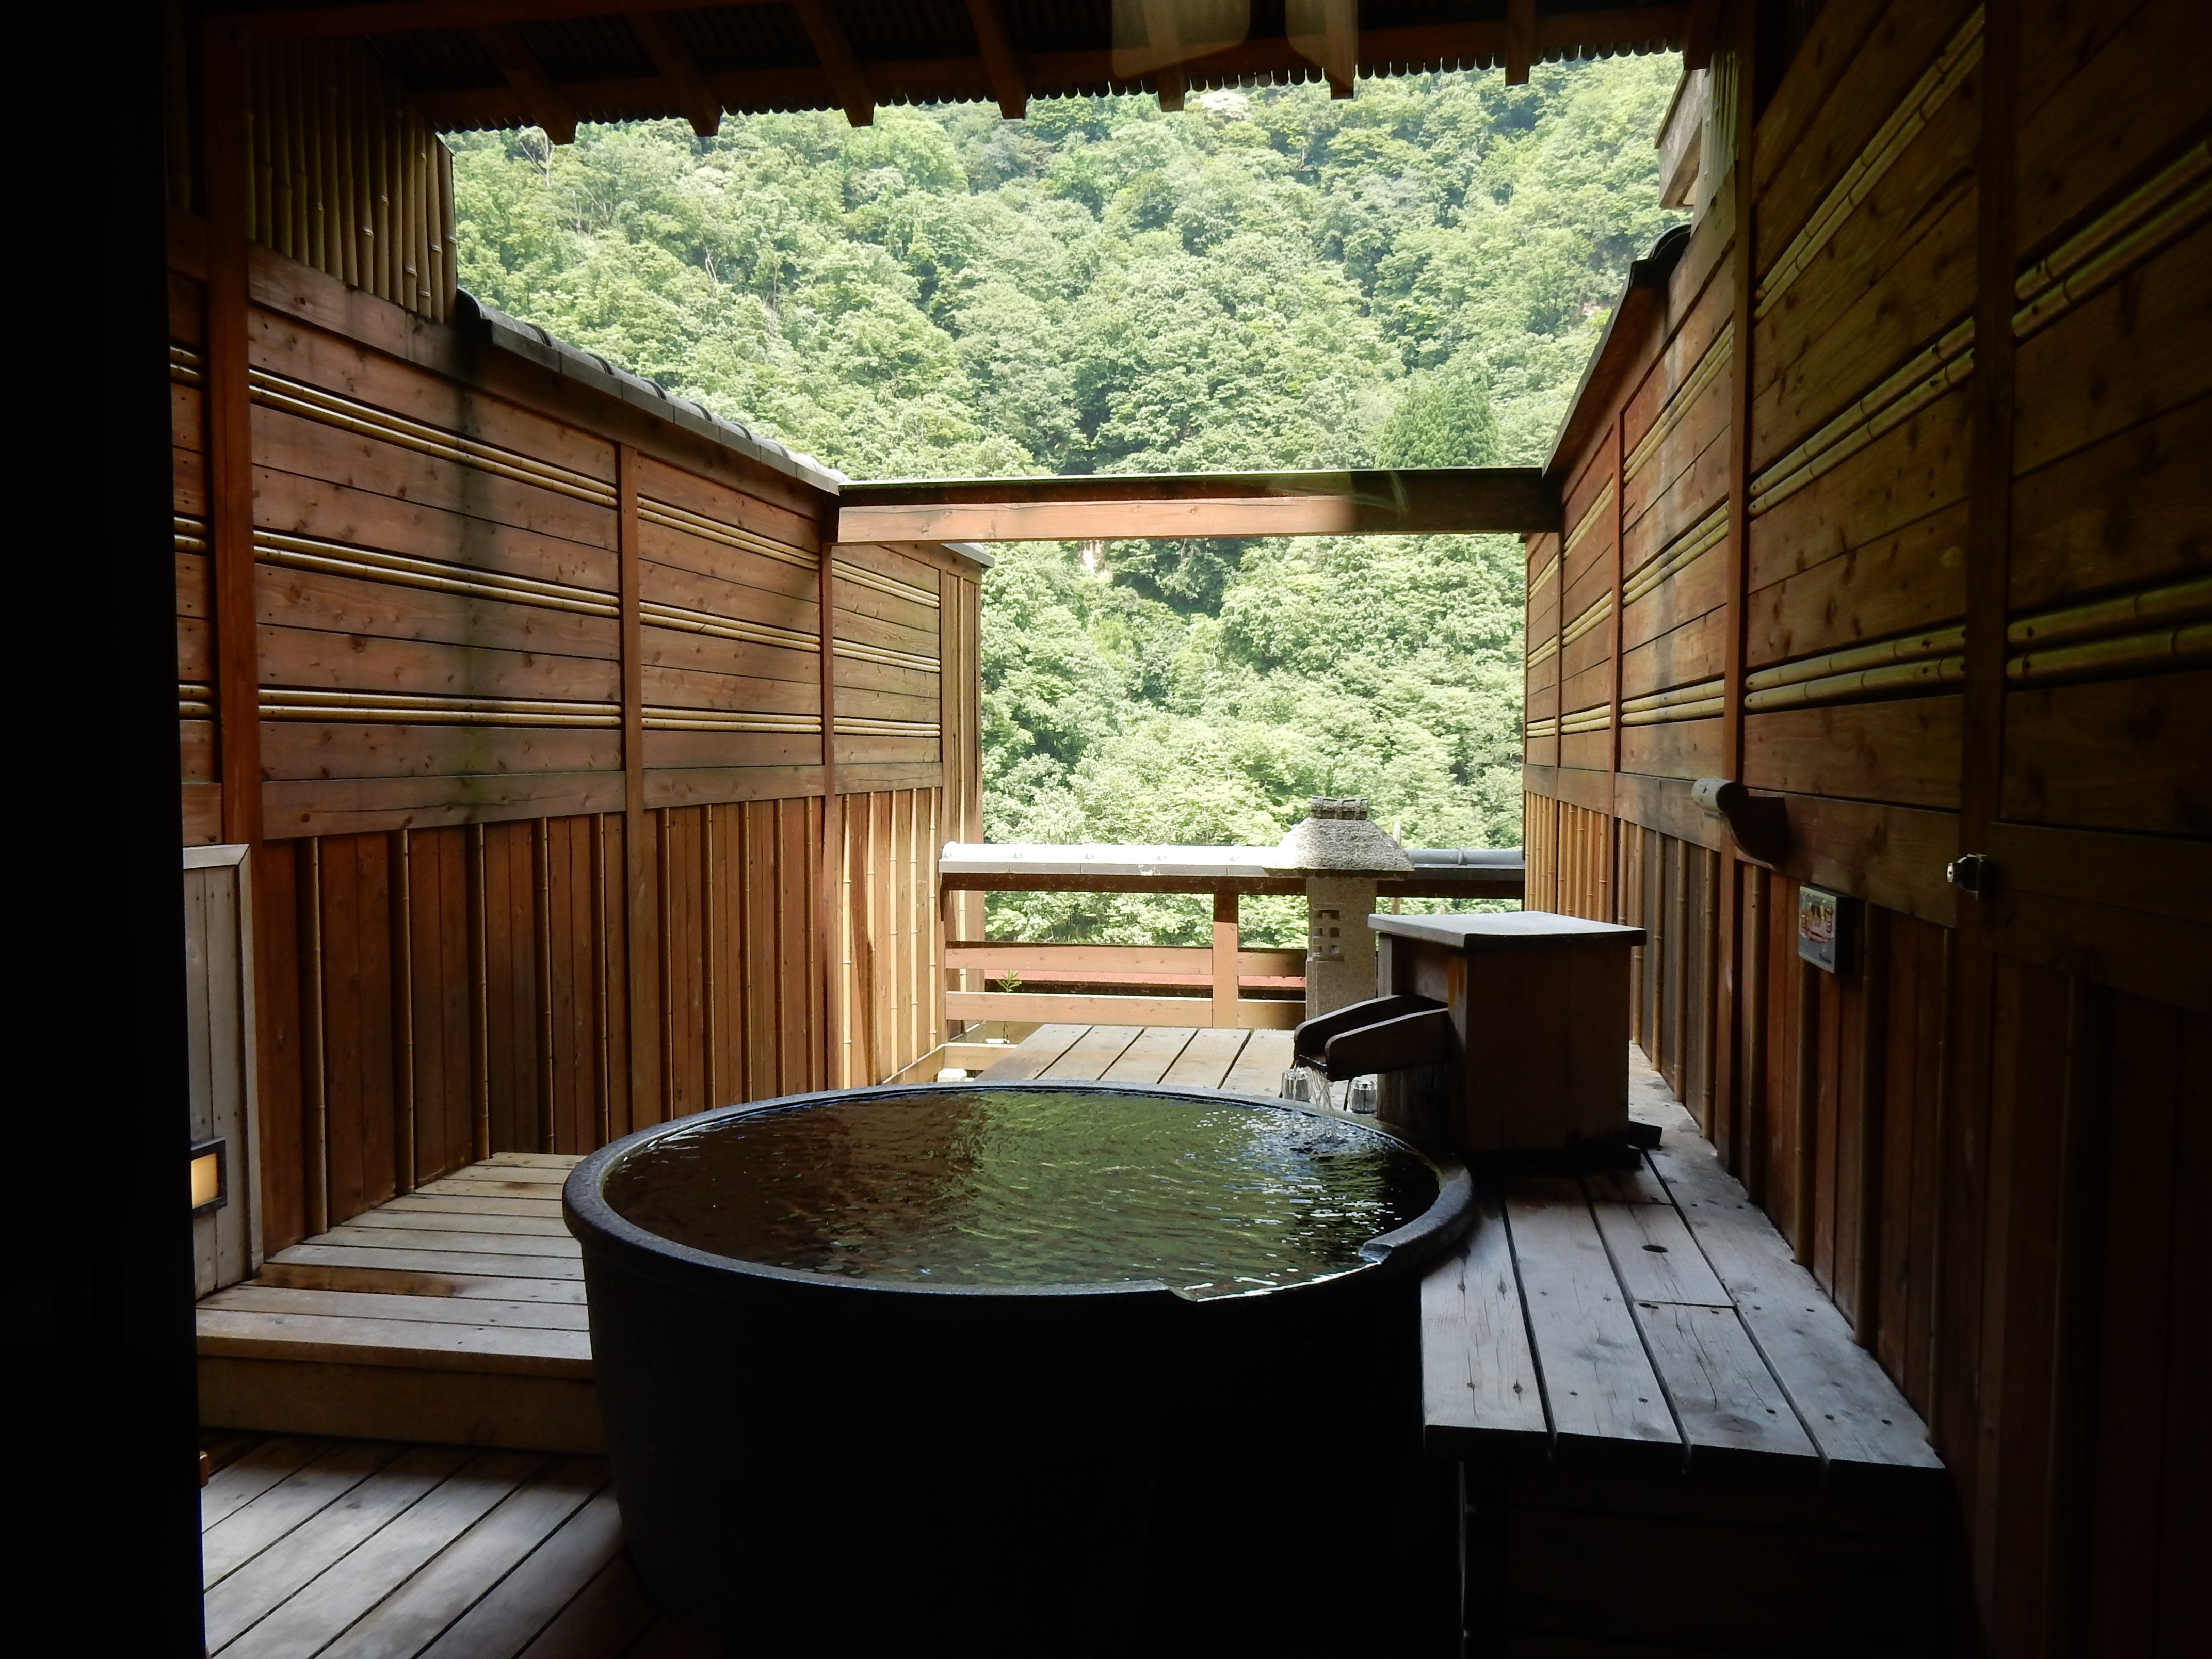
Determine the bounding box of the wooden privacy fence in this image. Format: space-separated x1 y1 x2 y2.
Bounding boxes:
939 844 1526 1030
170 79 986 1260
1521 4 2212 1648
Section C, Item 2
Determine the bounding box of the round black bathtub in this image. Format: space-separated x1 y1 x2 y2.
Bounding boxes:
564 1080 1474 1655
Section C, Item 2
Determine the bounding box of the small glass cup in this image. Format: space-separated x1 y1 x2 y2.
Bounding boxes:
1280 1067 1314 1103
1347 1075 1379 1115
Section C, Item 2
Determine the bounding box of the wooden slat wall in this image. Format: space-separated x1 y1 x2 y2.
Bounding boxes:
169 73 982 1251
1522 4 2212 1650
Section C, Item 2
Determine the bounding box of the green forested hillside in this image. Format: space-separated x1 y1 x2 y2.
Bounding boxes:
449 61 1680 942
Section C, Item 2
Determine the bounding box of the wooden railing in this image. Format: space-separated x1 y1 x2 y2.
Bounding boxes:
939 844 1525 1033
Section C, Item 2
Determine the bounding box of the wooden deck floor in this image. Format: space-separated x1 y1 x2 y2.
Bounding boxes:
199 1431 714 1658
973 1020 1294 1088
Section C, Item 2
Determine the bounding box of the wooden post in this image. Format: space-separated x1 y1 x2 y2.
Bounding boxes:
617 444 658 1128
1211 890 1239 1028
1792 949 1820 1266
1710 5 1757 1178
818 546 843 1085
201 25 263 850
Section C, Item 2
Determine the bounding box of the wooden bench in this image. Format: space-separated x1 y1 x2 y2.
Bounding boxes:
1423 1055 1955 1656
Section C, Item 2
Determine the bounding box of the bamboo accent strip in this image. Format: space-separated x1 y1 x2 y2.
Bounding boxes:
832 638 940 673
1561 592 1614 648
832 558 941 608
2005 572 2212 652
1621 677 1725 715
1528 552 1561 599
1558 703 1614 735
834 718 942 738
1756 6 1985 318
2013 136 2212 340
180 682 215 719
1747 317 1977 517
640 708 822 733
170 345 205 385
1562 480 1615 560
257 530 621 617
1622 503 1727 606
249 369 618 507
1622 324 1734 482
259 687 620 726
641 599 820 653
639 496 817 570
1524 716 1560 740
1621 698 1724 727
175 516 209 554
1526 634 1560 668
1745 623 1967 694
2008 619 2212 685
1742 653 1966 713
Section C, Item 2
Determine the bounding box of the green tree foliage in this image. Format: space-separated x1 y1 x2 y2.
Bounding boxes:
448 61 1682 943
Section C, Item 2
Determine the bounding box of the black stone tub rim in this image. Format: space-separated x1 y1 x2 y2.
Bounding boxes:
563 1078 1474 1303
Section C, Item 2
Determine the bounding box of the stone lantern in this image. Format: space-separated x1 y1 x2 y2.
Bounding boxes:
1267 798 1412 1021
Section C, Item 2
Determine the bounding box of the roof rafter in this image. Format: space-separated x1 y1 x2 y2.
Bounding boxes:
1504 0 1535 85
961 0 1028 120
629 11 721 136
1683 0 1721 71
789 0 876 126
472 23 577 142
1140 0 1186 112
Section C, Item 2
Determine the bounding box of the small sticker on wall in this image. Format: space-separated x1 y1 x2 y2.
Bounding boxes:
1797 885 1855 974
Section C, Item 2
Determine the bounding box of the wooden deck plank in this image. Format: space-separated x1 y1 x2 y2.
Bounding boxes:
311 1225 583 1261
197 1309 593 1375
1503 1176 1680 1462
1039 1024 1143 1080
379 1194 566 1219
201 1435 336 1529
268 1243 586 1281
254 1261 589 1303
203 1444 480 1652
511 1553 659 1659
1648 1128 1943 1480
315 1458 605 1659
1422 1180 1549 1454
1633 1302 1819 1470
415 1487 627 1659
1589 1198 1734 1307
974 1022 1088 1081
476 1153 584 1170
345 1207 573 1238
206 1285 591 1331
1158 1026 1249 1088
442 1161 575 1184
203 1439 405 1587
218 1451 550 1659
1101 1026 1196 1083
417 1177 583 1200
1220 1028 1293 1094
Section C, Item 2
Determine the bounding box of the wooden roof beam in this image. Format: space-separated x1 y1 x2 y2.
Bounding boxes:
213 0 766 37
962 0 1028 119
1141 0 1187 112
472 23 577 142
835 468 1560 542
790 0 875 127
631 12 721 137
1505 0 1535 85
1683 0 1721 71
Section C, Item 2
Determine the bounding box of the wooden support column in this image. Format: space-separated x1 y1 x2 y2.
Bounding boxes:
616 445 659 1128
1212 891 1239 1028
1958 0 2021 1624
818 547 843 1085
201 25 262 851
1714 4 1757 1176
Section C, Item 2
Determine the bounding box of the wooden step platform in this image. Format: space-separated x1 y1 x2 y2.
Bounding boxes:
199 1154 601 1454
1423 1054 1952 1655
200 1430 714 1658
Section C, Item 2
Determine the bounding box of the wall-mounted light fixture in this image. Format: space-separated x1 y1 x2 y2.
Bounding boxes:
190 1137 228 1216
